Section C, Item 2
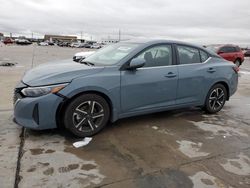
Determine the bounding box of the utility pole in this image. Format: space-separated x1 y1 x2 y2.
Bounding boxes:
80 31 82 41
118 29 121 41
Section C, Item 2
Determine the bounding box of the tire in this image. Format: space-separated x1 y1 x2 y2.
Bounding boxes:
63 94 110 137
204 84 227 114
235 59 241 67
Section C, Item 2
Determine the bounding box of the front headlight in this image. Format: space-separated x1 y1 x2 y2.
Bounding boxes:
21 83 68 97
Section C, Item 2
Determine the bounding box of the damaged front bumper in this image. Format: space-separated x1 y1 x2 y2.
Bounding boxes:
13 82 64 130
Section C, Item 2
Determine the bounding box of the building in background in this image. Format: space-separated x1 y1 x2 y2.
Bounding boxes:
44 34 77 42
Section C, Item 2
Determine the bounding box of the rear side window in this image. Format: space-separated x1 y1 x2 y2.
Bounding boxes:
200 50 209 62
220 47 229 53
177 45 201 64
220 46 236 53
228 47 236 53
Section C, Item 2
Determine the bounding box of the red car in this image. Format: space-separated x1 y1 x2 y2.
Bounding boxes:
3 38 14 45
207 44 244 67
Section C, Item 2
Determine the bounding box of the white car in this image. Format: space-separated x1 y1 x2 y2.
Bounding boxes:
90 43 103 49
73 51 95 62
38 42 49 46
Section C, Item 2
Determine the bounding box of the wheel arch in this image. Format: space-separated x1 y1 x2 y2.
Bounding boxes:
211 81 230 100
56 90 114 128
235 57 242 64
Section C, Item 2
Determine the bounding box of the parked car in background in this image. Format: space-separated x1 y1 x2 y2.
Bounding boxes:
244 50 250 57
58 42 70 47
14 40 238 137
90 43 102 49
70 42 81 48
83 43 92 48
38 42 49 46
48 41 55 46
206 44 244 67
73 51 95 62
16 39 32 45
3 38 14 44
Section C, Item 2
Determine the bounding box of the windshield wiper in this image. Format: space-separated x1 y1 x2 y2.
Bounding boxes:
79 61 95 66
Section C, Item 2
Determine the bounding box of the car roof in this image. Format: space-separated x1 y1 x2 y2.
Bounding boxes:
123 39 208 50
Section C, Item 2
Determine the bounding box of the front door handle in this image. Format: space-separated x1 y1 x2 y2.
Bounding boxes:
207 68 216 73
165 72 177 78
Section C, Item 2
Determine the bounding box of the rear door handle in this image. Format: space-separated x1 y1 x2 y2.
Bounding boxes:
207 68 216 73
165 72 177 78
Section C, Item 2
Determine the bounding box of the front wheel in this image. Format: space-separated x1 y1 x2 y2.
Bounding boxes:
204 84 227 114
63 94 110 137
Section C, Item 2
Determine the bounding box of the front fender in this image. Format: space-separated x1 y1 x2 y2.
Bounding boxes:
58 74 121 122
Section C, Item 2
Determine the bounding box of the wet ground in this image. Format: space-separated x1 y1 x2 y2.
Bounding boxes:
0 45 250 188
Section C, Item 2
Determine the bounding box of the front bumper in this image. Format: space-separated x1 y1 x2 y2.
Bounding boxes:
14 92 64 130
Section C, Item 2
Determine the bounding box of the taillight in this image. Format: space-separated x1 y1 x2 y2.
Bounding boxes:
232 66 239 73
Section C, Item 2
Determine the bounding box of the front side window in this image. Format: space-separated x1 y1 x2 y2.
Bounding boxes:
177 45 201 64
227 47 236 53
135 45 172 67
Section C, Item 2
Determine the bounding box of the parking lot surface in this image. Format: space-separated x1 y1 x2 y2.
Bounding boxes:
1 45 250 188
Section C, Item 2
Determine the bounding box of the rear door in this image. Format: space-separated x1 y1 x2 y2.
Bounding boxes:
121 44 178 112
175 45 211 105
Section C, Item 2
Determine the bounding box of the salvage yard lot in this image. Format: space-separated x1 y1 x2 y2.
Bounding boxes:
1 45 250 188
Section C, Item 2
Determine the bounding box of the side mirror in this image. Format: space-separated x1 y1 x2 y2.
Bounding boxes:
128 58 145 70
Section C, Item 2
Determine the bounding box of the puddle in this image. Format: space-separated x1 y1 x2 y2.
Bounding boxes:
239 71 250 75
190 121 248 138
136 169 193 188
20 135 105 187
189 171 225 188
220 153 250 176
176 140 209 158
151 125 174 135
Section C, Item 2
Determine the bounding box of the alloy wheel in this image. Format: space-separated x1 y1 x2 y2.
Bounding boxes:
208 88 225 111
72 100 105 132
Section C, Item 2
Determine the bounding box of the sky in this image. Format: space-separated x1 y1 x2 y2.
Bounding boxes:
0 0 250 45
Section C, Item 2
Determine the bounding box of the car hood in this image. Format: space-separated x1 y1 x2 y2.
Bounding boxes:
22 60 104 86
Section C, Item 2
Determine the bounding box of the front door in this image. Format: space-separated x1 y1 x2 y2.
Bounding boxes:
120 44 178 112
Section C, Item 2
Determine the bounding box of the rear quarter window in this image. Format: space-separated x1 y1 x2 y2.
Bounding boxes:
200 50 209 62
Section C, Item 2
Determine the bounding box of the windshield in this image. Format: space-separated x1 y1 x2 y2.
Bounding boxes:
84 43 139 65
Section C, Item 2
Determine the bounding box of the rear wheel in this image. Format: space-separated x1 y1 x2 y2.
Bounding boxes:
235 59 241 67
63 94 110 137
204 84 227 114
